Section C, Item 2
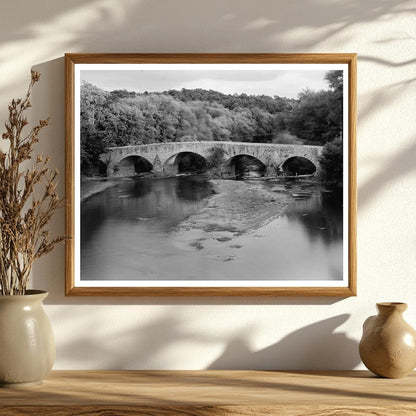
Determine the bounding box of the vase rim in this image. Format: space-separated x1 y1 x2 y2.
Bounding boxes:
0 290 48 300
377 302 407 311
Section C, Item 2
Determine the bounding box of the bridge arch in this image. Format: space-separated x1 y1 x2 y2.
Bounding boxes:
278 156 317 176
163 151 208 175
224 154 267 178
115 155 153 177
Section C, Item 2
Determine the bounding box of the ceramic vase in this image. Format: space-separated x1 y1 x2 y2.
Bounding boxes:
359 302 416 378
0 290 55 387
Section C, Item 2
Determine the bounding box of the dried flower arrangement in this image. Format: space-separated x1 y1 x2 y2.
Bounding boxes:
0 71 65 295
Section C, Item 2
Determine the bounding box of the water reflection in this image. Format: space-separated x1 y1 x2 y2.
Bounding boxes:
260 177 343 246
175 174 214 201
285 191 343 245
81 176 343 281
81 176 214 243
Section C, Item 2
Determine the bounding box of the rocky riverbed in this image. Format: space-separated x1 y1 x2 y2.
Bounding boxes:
175 179 293 239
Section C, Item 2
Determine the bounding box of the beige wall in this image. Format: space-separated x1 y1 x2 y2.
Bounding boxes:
1 0 415 369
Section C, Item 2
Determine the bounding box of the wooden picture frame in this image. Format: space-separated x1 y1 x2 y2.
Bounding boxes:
65 53 356 296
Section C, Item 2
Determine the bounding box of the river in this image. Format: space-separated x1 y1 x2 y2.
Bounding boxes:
81 176 343 282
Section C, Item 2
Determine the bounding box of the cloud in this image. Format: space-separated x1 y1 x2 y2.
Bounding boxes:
81 67 331 98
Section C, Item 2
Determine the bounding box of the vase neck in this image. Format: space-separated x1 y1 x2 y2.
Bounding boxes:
377 302 407 316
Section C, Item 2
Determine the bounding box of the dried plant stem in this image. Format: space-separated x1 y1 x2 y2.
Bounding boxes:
0 71 65 295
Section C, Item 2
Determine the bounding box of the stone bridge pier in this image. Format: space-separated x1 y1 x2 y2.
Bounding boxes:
99 141 323 178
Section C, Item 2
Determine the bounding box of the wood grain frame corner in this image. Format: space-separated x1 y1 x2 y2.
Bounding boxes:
64 53 357 297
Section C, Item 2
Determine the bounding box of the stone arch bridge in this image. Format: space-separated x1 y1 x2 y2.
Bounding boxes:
99 141 323 177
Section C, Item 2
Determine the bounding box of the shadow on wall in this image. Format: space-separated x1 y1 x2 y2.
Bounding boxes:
53 309 359 369
1 0 412 51
208 315 360 370
55 311 217 369
359 138 416 209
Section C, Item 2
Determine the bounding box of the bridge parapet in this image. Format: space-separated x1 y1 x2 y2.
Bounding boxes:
100 141 323 177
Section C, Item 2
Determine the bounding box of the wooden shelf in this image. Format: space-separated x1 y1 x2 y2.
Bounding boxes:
1 370 415 415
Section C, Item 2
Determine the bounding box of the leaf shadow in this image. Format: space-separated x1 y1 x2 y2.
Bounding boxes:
207 314 360 370
358 138 416 209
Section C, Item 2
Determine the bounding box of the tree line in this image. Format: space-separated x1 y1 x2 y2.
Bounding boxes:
81 70 343 185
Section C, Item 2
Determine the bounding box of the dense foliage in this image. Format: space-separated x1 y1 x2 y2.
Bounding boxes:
80 70 343 175
318 137 343 187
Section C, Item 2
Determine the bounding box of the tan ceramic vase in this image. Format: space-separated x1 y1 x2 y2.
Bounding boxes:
0 290 55 387
359 302 416 378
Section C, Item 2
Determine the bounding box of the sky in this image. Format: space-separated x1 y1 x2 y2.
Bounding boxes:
80 67 333 99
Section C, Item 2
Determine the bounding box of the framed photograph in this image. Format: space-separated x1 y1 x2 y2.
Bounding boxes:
65 53 356 296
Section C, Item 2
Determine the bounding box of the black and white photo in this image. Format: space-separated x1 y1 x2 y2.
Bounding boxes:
65 54 356 296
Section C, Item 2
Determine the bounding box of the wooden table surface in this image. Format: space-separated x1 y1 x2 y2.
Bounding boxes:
1 370 415 415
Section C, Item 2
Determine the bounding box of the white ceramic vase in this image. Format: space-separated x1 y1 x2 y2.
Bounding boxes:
0 290 55 387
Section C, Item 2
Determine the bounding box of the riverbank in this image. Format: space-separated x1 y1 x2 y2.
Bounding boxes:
81 178 118 202
176 179 293 236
